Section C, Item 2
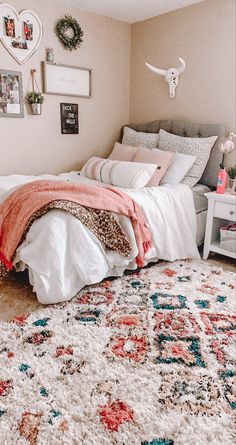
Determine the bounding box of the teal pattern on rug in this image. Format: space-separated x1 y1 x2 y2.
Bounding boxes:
142 439 174 445
0 260 235 444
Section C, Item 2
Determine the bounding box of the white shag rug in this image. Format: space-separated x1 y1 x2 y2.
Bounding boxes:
0 260 235 445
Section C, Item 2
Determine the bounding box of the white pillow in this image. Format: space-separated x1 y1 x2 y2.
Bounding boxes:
158 129 218 187
80 157 157 188
122 127 159 149
161 152 196 185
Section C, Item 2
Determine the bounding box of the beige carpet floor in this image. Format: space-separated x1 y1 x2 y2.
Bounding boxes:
0 253 235 322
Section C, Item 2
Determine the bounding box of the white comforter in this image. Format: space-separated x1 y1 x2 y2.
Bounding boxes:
0 172 200 304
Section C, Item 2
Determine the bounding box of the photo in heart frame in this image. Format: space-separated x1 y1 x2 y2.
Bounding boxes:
0 3 42 64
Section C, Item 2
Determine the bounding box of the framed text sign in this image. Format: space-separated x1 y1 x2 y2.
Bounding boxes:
43 62 92 98
60 103 79 134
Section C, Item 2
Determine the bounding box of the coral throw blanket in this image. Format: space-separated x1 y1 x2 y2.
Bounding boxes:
0 180 152 270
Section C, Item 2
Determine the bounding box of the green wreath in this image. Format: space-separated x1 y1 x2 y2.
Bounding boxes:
55 14 84 51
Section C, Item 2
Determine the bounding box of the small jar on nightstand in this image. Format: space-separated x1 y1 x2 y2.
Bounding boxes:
203 192 236 259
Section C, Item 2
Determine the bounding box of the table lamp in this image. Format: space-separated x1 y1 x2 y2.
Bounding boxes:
218 133 236 163
217 133 235 193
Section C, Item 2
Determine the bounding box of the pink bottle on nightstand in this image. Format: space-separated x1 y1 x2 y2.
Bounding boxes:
216 163 227 194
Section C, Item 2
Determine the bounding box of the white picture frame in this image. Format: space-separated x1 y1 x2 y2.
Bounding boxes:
43 62 92 98
0 3 42 65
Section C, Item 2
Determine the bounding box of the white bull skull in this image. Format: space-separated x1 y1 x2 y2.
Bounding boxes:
145 57 186 98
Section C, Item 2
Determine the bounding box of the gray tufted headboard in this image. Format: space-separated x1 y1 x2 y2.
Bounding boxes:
121 120 226 188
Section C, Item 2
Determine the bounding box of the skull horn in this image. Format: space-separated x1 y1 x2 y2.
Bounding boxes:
145 62 166 77
176 57 186 75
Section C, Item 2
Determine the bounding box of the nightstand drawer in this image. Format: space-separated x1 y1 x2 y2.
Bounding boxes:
214 201 236 221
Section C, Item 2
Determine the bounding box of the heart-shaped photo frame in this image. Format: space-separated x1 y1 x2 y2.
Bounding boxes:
0 3 42 64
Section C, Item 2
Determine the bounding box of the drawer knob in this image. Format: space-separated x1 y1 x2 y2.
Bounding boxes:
229 210 234 216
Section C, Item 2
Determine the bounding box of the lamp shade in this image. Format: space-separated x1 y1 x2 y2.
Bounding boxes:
218 133 235 155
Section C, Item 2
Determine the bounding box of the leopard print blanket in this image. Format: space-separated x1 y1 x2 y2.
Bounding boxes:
0 200 132 278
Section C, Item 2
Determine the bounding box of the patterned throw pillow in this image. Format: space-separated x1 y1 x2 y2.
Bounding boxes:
122 127 159 149
80 157 158 188
158 129 218 187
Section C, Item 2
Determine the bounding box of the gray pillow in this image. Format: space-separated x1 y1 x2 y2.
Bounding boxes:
158 129 218 187
122 126 159 149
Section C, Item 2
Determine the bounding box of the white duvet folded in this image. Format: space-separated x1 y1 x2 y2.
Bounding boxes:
0 172 199 304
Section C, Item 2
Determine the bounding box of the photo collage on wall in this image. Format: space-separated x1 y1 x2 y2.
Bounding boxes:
0 8 86 125
4 15 33 50
0 70 23 117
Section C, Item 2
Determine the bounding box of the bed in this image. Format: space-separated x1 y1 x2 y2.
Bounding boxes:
0 120 225 304
123 120 225 245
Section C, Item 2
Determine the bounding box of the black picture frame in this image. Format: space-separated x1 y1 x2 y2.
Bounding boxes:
60 103 79 134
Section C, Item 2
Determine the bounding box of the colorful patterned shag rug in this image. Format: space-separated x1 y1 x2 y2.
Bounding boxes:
0 260 235 445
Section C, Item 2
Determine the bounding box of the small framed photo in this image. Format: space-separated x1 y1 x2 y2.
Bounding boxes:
11 38 28 50
60 103 79 134
231 178 236 195
23 21 33 41
4 16 15 37
0 69 24 118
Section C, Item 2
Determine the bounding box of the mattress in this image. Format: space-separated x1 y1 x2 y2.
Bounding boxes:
192 183 210 214
192 183 210 246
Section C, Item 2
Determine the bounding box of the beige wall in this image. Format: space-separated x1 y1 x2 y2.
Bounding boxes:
0 0 130 175
1 0 235 175
130 0 235 164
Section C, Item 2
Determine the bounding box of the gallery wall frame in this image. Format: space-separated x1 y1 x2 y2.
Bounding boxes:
0 3 43 65
0 68 24 118
60 103 79 134
43 62 92 98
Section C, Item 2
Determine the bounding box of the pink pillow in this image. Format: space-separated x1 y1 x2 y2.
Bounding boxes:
133 147 176 186
109 142 138 161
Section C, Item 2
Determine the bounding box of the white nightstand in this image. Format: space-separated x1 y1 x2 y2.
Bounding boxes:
203 192 236 260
